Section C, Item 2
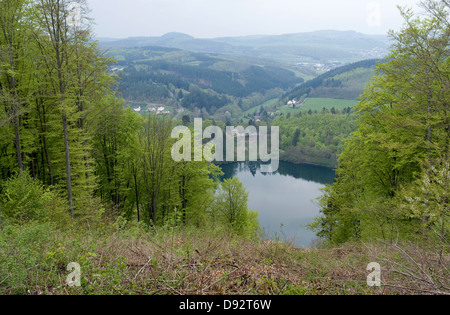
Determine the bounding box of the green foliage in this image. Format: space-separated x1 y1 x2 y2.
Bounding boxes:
315 1 450 244
273 111 356 167
212 177 261 238
400 160 450 251
181 86 229 114
0 222 61 294
284 59 379 101
297 98 357 113
0 171 69 225
116 52 303 102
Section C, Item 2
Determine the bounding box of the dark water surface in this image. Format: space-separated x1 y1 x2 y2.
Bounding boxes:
220 162 335 247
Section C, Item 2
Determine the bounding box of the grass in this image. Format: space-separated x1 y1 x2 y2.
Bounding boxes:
1 222 447 295
279 98 358 115
243 98 279 116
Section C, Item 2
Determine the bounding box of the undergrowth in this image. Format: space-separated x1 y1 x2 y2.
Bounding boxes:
0 222 448 295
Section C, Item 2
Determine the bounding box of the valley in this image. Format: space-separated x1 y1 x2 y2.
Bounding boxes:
101 34 380 167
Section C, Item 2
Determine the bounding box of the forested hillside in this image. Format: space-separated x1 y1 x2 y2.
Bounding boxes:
118 59 302 110
313 2 449 260
274 111 357 167
0 0 259 235
119 58 302 99
283 59 379 101
103 36 382 130
105 45 304 121
242 60 373 168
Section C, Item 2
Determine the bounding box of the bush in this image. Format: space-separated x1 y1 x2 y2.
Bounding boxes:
0 222 57 294
212 177 262 238
0 171 70 226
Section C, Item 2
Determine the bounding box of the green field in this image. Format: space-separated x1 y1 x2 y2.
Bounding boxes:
279 98 358 114
243 98 279 116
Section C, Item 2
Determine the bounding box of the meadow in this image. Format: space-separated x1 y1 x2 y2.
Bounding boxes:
279 98 358 115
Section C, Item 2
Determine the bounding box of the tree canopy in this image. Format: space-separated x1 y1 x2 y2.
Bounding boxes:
313 1 450 248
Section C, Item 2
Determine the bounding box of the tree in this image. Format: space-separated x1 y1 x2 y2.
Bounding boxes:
30 0 116 217
0 0 31 172
292 128 301 146
182 114 190 126
316 0 450 243
170 159 221 227
401 159 449 260
139 116 173 225
212 177 259 236
92 100 143 217
0 170 68 225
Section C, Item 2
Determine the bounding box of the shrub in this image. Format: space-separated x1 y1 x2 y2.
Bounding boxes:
0 171 70 226
212 177 261 238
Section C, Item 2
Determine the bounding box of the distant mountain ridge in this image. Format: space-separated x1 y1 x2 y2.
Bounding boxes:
97 30 391 65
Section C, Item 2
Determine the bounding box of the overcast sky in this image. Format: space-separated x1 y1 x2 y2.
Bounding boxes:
87 0 421 39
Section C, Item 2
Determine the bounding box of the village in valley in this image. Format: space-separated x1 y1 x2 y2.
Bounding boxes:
132 105 172 115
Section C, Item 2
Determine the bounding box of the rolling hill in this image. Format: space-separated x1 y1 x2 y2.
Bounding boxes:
100 32 386 122
106 46 305 118
282 59 380 101
99 30 390 66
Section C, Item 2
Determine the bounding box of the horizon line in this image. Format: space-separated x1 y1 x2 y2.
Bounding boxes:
93 29 390 41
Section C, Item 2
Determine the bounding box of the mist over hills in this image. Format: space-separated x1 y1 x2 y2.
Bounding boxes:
97 30 391 65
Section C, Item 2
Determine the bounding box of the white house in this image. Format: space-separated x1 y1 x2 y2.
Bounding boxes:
288 100 299 107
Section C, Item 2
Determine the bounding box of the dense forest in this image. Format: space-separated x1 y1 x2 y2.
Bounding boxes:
114 48 304 109
313 2 449 256
0 0 258 233
274 110 357 167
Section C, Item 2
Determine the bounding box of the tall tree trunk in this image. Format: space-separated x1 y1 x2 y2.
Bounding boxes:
36 99 54 185
8 49 24 172
13 111 23 171
424 83 433 227
62 110 74 218
133 166 140 222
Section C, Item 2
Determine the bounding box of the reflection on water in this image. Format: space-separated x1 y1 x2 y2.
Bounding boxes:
219 161 335 247
220 162 335 185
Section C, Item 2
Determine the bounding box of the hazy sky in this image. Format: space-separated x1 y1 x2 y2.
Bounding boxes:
87 0 421 39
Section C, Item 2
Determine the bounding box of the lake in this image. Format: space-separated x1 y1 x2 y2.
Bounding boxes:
219 161 335 247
